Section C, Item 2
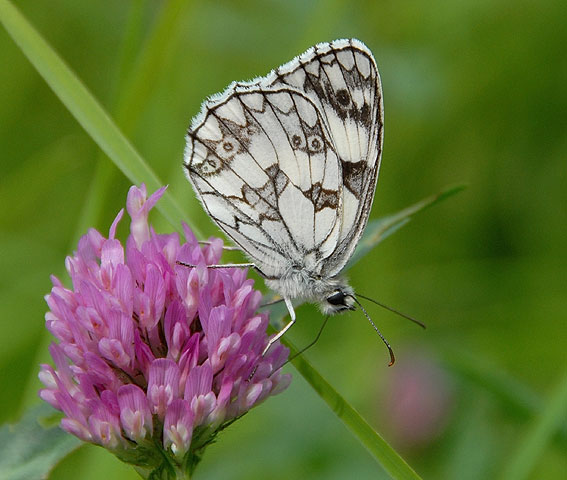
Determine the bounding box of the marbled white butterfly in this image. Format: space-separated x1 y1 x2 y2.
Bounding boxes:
184 39 391 361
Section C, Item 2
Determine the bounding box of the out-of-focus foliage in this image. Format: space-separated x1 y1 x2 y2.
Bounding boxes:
0 1 565 479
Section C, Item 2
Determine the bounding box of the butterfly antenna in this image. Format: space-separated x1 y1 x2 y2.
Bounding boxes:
268 315 331 378
350 296 396 367
356 293 426 329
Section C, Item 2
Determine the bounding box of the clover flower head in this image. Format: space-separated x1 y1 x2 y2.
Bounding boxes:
39 184 291 476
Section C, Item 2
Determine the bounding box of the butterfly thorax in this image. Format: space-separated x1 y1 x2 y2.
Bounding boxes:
265 269 355 315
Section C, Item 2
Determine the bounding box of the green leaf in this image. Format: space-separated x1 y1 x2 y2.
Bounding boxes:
349 184 466 268
0 0 191 234
499 368 567 480
0 404 81 480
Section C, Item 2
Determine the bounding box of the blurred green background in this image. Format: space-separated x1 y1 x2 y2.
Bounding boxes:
1 0 566 479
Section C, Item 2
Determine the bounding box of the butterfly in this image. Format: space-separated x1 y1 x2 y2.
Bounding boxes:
183 39 389 362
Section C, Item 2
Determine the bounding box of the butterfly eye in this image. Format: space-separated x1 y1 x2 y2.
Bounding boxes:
307 135 323 152
327 290 346 306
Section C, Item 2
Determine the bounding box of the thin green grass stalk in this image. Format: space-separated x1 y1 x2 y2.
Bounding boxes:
75 0 194 240
0 0 190 234
116 0 188 129
348 185 466 268
71 0 147 241
500 368 567 480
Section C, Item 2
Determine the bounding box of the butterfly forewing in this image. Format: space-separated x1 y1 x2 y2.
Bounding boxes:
185 38 383 281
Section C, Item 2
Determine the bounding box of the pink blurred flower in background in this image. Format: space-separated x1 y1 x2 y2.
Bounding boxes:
39 185 290 477
382 351 454 449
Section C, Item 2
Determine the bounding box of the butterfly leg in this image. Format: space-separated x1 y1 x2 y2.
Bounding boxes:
176 261 270 279
202 263 257 269
177 260 256 269
261 297 296 357
198 241 241 251
260 296 284 308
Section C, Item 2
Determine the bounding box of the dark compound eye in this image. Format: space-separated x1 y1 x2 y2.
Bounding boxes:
336 89 350 106
327 290 346 306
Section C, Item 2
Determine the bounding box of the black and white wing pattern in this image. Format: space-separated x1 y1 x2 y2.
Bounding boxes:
265 39 383 276
184 38 383 283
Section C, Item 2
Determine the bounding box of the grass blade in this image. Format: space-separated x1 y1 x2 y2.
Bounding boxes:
500 368 567 480
281 334 423 480
0 0 187 231
349 184 466 267
0 404 81 480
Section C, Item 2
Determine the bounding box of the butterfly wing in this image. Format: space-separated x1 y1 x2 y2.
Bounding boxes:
184 87 345 279
185 39 383 280
266 39 383 277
